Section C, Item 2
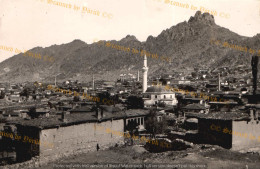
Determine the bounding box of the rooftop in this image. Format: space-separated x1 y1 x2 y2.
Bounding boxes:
125 109 149 118
69 106 92 112
10 108 149 129
186 111 250 121
183 103 207 110
145 86 174 94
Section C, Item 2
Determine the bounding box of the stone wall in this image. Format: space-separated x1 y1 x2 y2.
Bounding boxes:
39 119 124 158
232 120 260 151
198 119 232 148
16 126 40 162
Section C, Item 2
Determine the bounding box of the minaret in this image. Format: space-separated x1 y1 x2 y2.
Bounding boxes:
142 55 148 93
92 74 95 90
137 70 140 82
218 73 221 91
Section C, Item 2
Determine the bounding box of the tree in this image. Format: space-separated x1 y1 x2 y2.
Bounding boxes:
126 96 144 109
181 85 195 92
33 81 39 87
126 120 138 135
160 78 168 85
136 82 142 89
20 88 29 98
145 109 168 138
156 116 168 134
158 101 166 108
126 120 139 145
191 72 197 78
73 96 80 102
48 101 56 109
32 94 37 100
27 107 40 119
0 117 6 123
145 110 158 138
97 92 111 104
0 90 5 99
111 94 120 105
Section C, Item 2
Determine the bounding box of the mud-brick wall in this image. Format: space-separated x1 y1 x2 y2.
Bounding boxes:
198 119 232 148
232 120 260 151
94 119 124 147
16 126 40 162
39 119 124 158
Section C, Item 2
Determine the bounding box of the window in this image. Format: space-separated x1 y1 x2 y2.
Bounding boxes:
170 95 172 98
155 95 157 98
164 95 166 99
138 118 140 125
141 118 143 125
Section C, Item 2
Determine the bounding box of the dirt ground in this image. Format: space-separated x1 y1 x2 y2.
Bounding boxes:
38 144 260 169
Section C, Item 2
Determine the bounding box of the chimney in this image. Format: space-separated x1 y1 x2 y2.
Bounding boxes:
250 109 254 121
72 103 76 109
156 78 159 86
96 107 103 120
61 112 68 122
55 76 57 87
251 55 258 96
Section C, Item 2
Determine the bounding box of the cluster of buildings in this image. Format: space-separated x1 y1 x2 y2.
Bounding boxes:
0 54 259 165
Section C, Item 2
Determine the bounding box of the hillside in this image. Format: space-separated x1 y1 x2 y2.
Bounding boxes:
0 11 259 83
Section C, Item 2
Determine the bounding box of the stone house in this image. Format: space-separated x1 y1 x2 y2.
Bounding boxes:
9 94 22 103
125 109 149 132
10 107 148 162
186 107 260 150
182 103 209 114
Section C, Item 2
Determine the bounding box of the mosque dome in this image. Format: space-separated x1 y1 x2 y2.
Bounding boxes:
145 85 173 94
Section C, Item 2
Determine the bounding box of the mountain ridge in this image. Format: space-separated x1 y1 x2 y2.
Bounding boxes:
0 11 259 83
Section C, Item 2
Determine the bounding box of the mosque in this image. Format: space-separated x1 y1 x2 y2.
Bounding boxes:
142 55 178 107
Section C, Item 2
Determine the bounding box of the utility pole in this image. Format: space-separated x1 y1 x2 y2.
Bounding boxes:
218 73 221 91
92 74 95 90
251 55 259 96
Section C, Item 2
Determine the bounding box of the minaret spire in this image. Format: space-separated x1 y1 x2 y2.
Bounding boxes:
92 74 95 90
142 54 148 93
137 70 139 82
218 73 221 91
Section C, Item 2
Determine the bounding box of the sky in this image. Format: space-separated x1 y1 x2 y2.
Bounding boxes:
0 0 259 62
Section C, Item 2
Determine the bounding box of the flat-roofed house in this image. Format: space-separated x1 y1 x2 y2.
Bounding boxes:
186 106 260 150
9 94 22 103
9 107 149 163
125 109 149 132
182 103 209 114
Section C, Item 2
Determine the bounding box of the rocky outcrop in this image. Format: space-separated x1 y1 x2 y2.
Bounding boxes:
0 11 259 83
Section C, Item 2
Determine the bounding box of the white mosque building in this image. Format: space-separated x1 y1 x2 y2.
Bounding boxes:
142 55 178 107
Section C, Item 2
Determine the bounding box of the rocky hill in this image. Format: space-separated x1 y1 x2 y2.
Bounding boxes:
0 11 259 83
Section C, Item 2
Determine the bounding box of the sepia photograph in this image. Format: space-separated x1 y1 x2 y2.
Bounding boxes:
0 0 260 168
